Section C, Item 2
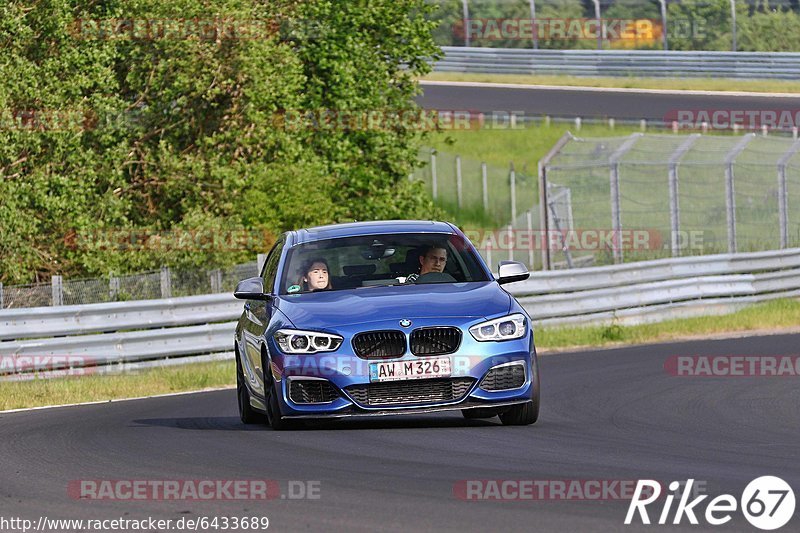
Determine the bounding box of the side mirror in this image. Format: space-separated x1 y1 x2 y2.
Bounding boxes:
234 277 271 300
497 261 530 285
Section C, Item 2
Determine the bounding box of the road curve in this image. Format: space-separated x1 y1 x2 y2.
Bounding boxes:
1 333 799 532
417 81 800 122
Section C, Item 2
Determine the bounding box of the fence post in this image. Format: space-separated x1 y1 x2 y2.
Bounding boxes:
526 210 535 269
724 133 755 254
257 253 268 274
667 134 701 257
507 224 514 261
461 0 470 47
509 162 517 223
608 133 643 264
51 275 63 306
456 155 463 210
210 269 223 293
160 266 172 298
109 273 120 301
529 0 538 50
0 282 4 309
481 162 489 212
430 149 438 200
777 140 800 248
538 132 574 270
658 0 668 50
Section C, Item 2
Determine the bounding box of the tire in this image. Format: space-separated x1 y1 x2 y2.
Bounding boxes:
498 401 538 426
461 408 500 419
261 352 298 431
265 381 298 431
237 355 265 425
499 356 540 426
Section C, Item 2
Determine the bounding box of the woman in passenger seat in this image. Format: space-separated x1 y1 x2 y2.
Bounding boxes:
299 258 333 292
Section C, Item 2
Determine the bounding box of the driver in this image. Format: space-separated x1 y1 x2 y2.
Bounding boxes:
405 245 447 283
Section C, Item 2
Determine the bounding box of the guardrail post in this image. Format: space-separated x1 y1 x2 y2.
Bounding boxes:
608 133 643 264
210 269 223 293
777 140 800 248
538 132 574 270
160 266 172 298
724 134 755 253
51 275 63 306
109 274 120 301
510 162 517 223
456 155 463 210
481 162 489 212
667 134 701 257
430 149 438 200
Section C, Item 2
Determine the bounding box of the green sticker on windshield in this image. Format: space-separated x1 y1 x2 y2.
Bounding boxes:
287 285 301 293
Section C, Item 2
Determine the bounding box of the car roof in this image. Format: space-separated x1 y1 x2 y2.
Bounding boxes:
292 220 457 245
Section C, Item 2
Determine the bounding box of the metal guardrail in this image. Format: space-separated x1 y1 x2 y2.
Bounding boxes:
434 47 800 79
2 247 800 377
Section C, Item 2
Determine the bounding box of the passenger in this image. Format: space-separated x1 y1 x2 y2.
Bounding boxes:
405 245 447 283
300 258 332 292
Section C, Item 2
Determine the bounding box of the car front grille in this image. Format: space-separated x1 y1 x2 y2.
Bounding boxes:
352 330 406 359
410 327 462 356
289 379 340 404
479 363 526 391
345 378 475 407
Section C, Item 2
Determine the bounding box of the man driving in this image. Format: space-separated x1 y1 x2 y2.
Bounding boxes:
405 244 447 283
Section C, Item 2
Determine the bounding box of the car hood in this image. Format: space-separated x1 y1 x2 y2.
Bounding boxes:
275 282 511 329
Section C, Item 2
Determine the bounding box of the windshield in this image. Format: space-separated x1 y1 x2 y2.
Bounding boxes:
279 233 489 294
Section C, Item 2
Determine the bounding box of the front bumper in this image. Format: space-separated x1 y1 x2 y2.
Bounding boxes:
271 329 536 418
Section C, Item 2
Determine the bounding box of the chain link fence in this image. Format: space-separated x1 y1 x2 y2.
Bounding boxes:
541 132 800 268
0 261 259 310
414 132 800 271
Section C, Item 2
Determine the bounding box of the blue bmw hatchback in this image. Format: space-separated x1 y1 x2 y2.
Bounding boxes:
234 220 539 429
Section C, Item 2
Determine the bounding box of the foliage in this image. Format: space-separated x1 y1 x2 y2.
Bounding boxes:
0 0 442 284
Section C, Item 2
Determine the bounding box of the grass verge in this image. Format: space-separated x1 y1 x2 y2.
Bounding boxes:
2 299 799 411
536 299 800 351
0 360 234 412
422 72 800 94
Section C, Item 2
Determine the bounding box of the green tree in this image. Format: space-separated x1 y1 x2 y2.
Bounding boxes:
0 0 442 284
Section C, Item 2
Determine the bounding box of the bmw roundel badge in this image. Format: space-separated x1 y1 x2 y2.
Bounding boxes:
399 319 412 328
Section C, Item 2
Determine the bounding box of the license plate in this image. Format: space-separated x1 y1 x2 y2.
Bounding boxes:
369 357 451 382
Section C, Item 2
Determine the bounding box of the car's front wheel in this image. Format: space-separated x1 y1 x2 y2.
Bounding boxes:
499 355 540 426
237 354 265 425
498 400 538 425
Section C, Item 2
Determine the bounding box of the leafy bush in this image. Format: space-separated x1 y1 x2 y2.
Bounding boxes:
0 0 442 284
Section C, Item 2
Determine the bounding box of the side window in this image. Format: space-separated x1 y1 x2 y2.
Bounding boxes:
260 239 284 293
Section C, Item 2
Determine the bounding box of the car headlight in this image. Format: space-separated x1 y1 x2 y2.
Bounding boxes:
469 313 527 342
274 329 343 354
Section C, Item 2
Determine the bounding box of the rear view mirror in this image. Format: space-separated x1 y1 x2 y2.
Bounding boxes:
234 277 271 300
497 261 530 285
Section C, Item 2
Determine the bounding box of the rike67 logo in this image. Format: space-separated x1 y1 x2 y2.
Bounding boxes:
625 477 795 530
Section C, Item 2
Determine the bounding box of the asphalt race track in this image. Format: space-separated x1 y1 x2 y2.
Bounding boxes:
417 81 800 122
1 333 798 532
